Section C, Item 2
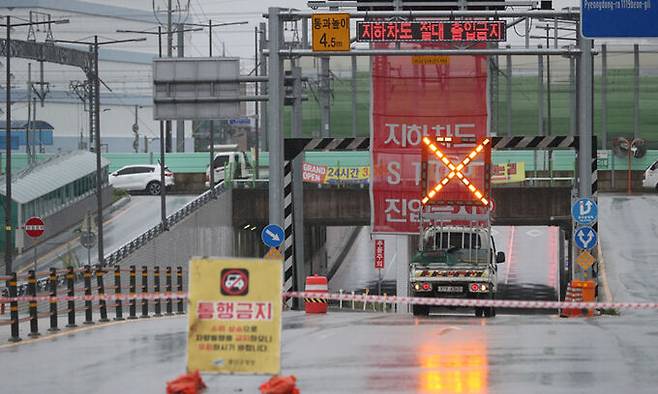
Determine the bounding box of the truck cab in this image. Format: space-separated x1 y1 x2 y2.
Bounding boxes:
410 225 504 317
205 144 252 186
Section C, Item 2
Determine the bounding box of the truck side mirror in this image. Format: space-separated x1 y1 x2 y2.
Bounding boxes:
496 251 506 264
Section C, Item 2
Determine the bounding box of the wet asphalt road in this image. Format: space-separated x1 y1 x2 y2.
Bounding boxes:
1 310 658 394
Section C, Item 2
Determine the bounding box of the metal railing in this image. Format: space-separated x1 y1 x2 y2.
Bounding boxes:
103 181 227 266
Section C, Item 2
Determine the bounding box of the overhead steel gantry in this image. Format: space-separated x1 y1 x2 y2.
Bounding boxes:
263 6 595 308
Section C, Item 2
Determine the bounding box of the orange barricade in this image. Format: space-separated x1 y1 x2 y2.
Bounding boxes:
304 274 328 314
572 280 595 317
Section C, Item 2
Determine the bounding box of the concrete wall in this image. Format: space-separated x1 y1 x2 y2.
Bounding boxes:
114 189 234 271
232 186 573 226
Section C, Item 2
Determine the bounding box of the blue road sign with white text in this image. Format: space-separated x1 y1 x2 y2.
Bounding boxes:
574 226 598 250
572 198 598 225
261 224 285 248
582 0 658 38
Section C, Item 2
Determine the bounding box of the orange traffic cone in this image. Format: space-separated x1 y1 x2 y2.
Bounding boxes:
259 375 301 394
166 370 207 394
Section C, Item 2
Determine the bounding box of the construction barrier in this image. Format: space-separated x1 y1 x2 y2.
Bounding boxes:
1 265 186 342
304 275 328 314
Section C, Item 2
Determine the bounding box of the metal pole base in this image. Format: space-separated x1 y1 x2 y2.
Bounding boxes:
139 315 151 319
8 337 21 343
165 312 174 316
28 332 41 338
65 324 77 328
83 321 95 325
113 317 125 321
127 316 138 320
48 327 60 332
98 318 110 323
153 313 162 317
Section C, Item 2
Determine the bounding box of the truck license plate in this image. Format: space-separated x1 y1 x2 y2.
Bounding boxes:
436 286 462 292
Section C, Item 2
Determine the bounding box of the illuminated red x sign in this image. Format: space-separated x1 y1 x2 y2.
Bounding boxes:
421 136 491 206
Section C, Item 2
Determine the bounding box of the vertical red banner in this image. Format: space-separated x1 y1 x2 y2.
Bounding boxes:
374 239 385 269
370 43 489 234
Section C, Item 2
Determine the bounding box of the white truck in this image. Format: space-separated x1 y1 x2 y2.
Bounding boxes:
205 144 253 186
409 210 505 317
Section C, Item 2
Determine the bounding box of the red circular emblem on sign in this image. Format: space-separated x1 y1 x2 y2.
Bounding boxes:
25 216 45 238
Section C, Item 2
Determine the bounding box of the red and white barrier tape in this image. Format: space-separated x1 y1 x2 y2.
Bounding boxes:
282 292 657 310
0 292 185 303
1 291 655 310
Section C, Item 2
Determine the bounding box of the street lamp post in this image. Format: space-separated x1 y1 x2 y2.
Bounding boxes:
52 35 146 266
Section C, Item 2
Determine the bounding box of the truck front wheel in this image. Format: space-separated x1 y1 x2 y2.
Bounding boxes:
412 304 429 316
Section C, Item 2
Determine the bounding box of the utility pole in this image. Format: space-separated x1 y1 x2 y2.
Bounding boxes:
53 34 146 265
259 22 268 151
208 20 215 196
26 63 32 163
165 0 173 152
176 24 185 152
5 15 12 275
158 27 168 229
92 35 103 266
254 25 260 179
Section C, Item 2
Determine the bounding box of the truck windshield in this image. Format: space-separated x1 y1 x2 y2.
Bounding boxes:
424 232 482 251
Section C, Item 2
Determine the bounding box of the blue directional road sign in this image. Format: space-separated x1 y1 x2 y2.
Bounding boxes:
574 226 598 250
571 198 598 225
582 0 658 38
261 224 285 248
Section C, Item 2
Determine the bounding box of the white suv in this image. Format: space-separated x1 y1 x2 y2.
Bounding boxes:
109 165 174 195
643 159 658 191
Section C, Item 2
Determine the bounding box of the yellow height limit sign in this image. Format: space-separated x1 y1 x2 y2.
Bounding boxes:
187 257 282 375
312 13 350 52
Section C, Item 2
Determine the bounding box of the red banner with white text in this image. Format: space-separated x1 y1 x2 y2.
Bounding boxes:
370 43 489 234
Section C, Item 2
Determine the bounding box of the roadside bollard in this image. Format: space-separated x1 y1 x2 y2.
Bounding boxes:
83 266 94 325
8 273 21 342
165 266 173 316
113 266 124 321
363 288 369 311
153 266 162 317
351 291 355 310
48 268 60 332
27 270 40 337
176 266 184 314
140 266 150 318
66 267 76 328
96 265 109 323
128 266 137 319
383 293 388 313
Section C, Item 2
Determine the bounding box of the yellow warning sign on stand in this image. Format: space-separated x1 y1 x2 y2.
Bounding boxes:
312 13 351 52
187 257 282 374
576 250 596 270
